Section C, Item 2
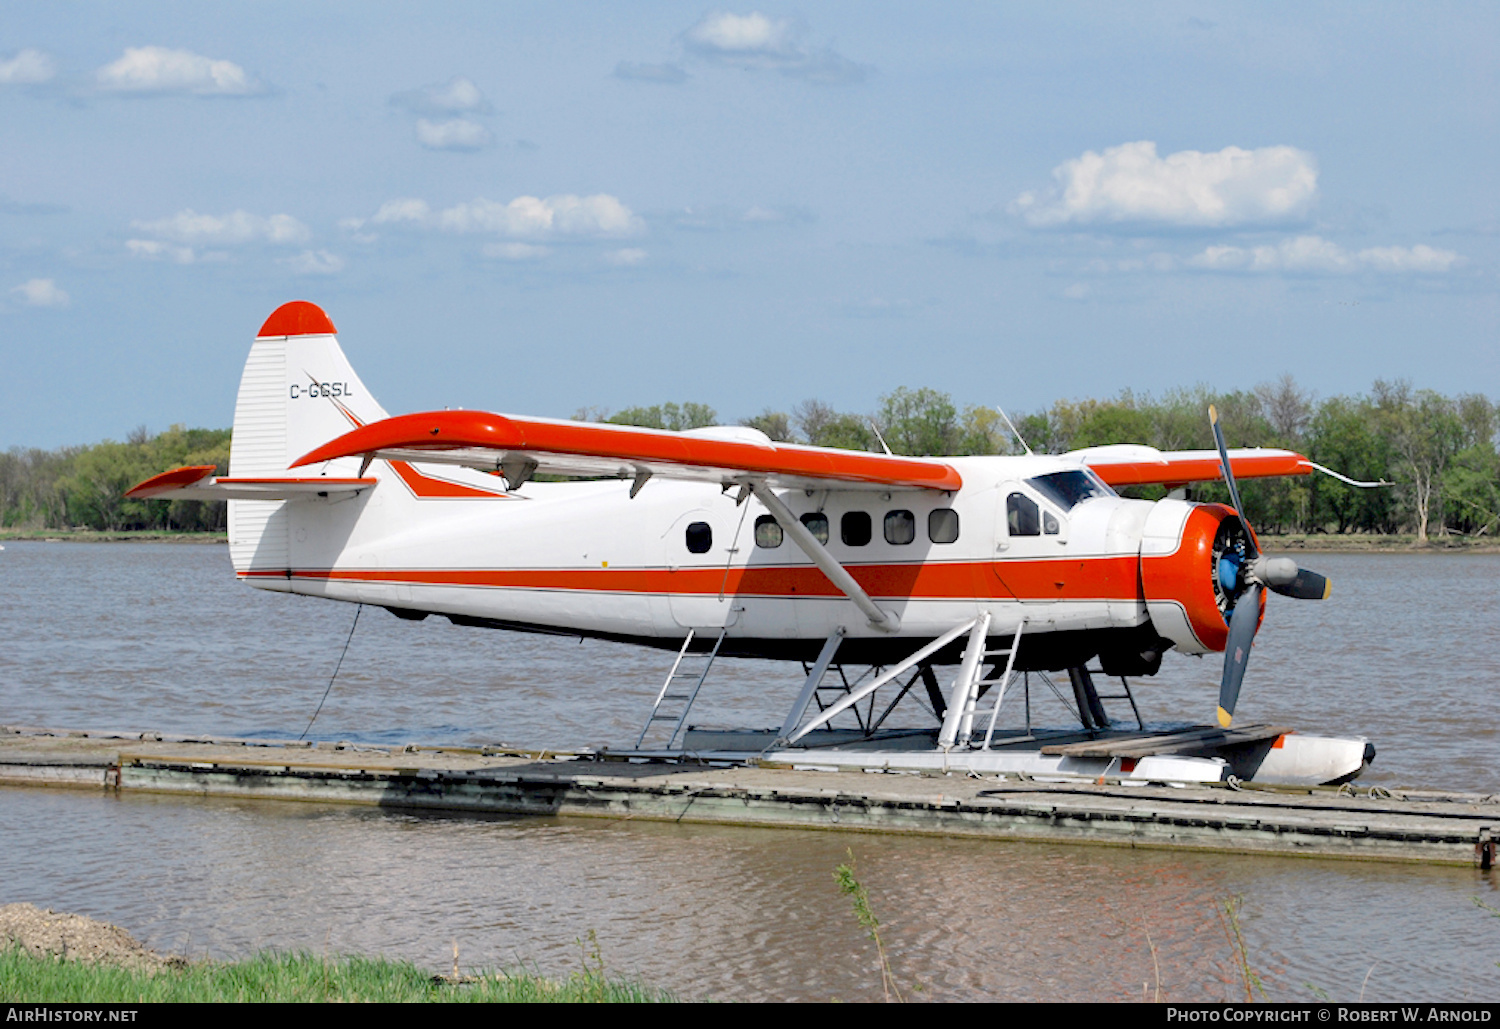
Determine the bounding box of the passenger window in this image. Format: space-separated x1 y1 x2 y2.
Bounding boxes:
1006 493 1040 537
754 515 783 549
686 521 713 554
800 512 829 545
929 508 959 544
1044 510 1060 535
884 509 915 545
841 511 872 546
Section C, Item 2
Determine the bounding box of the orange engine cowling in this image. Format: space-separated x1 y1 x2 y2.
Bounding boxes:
1139 500 1265 656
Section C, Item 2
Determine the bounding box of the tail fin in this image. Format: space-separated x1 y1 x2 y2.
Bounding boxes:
229 301 388 574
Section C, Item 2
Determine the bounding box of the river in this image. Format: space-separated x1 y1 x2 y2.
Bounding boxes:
1 542 1496 1000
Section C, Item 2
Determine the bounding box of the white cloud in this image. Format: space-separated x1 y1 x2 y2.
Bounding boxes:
281 250 345 275
359 194 642 239
677 11 868 84
368 199 431 226
1013 141 1318 229
96 46 264 96
614 61 688 84
0 49 56 85
11 278 69 307
1186 236 1460 274
390 76 491 115
415 118 491 151
604 248 648 266
1356 244 1459 273
483 242 550 260
684 12 801 60
126 239 196 263
130 209 309 245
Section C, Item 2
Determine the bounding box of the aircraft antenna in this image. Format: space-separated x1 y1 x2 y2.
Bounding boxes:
867 420 894 456
995 405 1033 456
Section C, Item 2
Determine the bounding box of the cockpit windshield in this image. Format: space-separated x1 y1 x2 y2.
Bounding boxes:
1026 469 1114 512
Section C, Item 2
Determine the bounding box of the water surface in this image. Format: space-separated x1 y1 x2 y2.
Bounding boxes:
1 543 1497 1001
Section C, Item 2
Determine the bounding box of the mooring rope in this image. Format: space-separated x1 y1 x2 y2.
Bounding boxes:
299 603 363 741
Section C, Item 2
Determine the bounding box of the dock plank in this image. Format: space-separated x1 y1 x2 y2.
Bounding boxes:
2 725 1495 867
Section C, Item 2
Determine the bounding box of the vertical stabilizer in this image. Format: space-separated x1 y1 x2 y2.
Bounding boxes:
228 301 388 574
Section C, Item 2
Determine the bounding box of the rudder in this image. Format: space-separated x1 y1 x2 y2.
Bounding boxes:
228 301 388 574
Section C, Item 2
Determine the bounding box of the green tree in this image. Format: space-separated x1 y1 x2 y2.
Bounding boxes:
792 399 875 451
1442 445 1500 536
1373 380 1465 542
1307 395 1394 533
740 408 794 442
874 387 959 456
605 402 717 432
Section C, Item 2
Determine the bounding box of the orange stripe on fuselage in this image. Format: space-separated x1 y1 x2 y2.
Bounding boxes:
328 397 510 499
239 555 1144 603
385 459 512 499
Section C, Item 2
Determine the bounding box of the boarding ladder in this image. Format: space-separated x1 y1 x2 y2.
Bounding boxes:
938 613 1026 750
635 628 727 750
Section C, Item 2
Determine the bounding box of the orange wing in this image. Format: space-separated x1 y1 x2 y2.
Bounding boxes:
1071 445 1312 488
291 410 964 492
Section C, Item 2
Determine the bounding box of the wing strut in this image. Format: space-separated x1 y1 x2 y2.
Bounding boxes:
747 481 899 633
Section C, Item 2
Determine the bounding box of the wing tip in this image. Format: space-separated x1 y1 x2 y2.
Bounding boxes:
126 465 218 498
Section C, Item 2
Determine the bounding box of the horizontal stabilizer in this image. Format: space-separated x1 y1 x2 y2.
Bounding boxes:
127 465 377 501
1070 445 1313 487
290 410 964 492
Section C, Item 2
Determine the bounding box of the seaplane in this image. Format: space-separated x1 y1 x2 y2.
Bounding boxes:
130 300 1374 785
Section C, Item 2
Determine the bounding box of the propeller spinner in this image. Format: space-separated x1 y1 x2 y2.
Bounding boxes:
1208 406 1331 728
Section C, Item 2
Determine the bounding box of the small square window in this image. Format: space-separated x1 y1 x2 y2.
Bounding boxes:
800 512 829 545
884 509 915 545
928 508 959 544
754 515 783 548
841 511 872 546
686 521 713 554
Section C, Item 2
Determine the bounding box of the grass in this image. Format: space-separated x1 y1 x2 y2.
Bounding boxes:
833 848 903 1003
0 947 677 1003
1217 895 1266 1003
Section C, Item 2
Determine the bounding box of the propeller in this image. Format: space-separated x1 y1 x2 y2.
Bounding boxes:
1208 406 1331 728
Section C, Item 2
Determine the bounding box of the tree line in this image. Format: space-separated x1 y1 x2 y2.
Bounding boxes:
599 378 1499 542
0 425 230 533
3 378 1495 540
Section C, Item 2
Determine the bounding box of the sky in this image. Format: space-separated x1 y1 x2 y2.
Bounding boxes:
1 2 1496 448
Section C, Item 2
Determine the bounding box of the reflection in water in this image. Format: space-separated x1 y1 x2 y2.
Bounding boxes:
2 544 1498 1000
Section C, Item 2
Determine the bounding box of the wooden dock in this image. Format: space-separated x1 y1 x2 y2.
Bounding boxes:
3 725 1496 867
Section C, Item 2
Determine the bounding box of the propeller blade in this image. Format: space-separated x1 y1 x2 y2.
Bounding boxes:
1269 568 1331 600
1218 583 1263 728
1208 405 1257 560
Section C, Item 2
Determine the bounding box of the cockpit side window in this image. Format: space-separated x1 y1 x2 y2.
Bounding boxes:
1006 493 1040 537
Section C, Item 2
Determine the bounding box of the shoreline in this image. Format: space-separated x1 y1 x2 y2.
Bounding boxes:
0 530 226 544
